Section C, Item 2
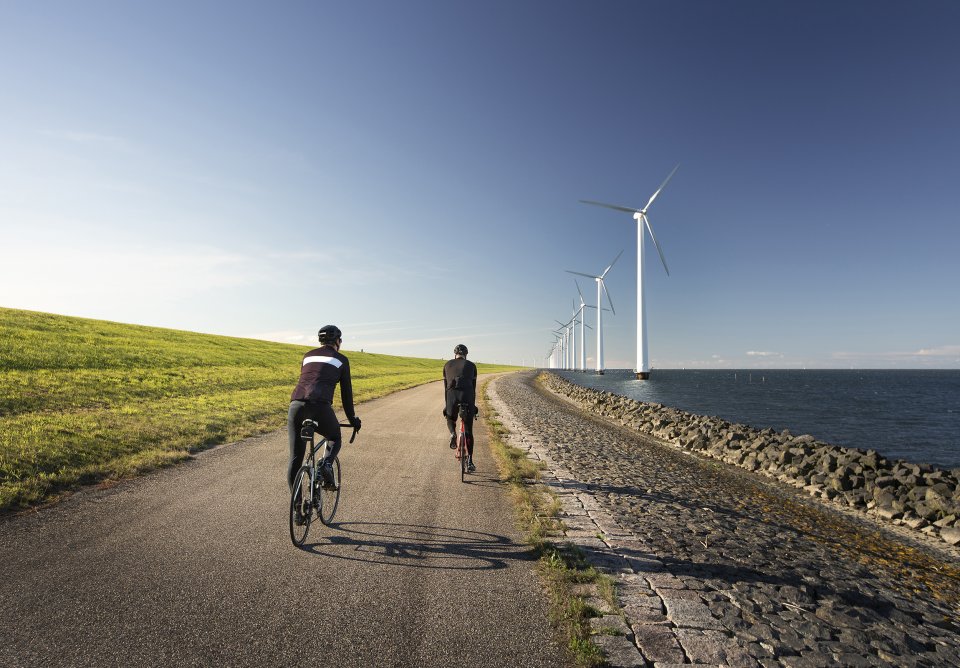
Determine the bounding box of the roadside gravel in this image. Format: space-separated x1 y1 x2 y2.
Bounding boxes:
490 371 960 668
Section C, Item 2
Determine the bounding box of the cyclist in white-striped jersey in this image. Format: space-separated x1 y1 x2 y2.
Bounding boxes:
287 325 361 490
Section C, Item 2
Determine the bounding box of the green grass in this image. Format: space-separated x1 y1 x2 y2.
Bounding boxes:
0 307 519 512
481 381 615 668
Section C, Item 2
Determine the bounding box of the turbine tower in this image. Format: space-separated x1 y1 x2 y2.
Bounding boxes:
566 250 623 374
581 165 678 380
573 281 595 372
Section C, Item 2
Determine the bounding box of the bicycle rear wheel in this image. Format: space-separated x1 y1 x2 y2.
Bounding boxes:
458 432 467 482
318 457 341 525
289 465 313 547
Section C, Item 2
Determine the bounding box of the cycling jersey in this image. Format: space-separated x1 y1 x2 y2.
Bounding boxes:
287 345 355 491
443 357 477 395
291 345 355 418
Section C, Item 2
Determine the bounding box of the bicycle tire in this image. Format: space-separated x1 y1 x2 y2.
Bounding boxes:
318 457 341 525
459 432 467 482
289 465 313 547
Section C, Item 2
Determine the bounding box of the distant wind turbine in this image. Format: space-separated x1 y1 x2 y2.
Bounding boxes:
566 250 623 374
581 165 678 380
555 319 572 370
573 281 595 371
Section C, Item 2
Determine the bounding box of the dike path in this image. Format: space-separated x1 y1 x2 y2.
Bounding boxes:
0 377 567 668
489 371 960 668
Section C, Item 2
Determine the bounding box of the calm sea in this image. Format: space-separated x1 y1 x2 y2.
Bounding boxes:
554 369 960 470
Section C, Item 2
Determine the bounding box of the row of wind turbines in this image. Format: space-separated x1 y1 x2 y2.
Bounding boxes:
547 165 679 380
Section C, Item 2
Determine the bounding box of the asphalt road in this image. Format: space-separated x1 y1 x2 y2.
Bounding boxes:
1 377 567 667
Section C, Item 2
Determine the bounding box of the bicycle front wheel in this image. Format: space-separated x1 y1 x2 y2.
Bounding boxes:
289 465 313 547
318 457 341 525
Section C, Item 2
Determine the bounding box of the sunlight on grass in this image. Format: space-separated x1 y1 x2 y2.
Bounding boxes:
0 307 519 511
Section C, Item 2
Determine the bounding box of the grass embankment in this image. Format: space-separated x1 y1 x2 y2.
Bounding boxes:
480 379 616 668
0 307 518 512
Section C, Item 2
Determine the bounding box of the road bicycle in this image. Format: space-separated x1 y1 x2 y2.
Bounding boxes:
289 419 358 547
455 403 477 482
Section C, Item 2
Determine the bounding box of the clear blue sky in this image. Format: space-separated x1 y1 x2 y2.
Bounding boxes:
2 1 958 368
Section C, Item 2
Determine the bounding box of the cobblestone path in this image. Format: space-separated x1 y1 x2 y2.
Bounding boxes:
490 372 960 667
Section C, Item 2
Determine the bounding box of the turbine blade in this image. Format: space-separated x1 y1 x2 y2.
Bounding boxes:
566 270 599 279
600 248 625 279
583 323 593 330
642 164 680 212
575 279 586 304
642 214 670 276
579 199 642 214
601 280 616 315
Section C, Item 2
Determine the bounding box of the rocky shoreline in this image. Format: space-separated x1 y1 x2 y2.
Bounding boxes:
541 372 960 547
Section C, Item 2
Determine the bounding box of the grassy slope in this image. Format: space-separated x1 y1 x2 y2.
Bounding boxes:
0 307 519 512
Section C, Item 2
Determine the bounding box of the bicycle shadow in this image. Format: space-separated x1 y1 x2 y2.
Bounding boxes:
458 470 505 489
303 521 534 571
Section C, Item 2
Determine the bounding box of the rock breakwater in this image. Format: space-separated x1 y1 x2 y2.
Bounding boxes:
541 372 960 547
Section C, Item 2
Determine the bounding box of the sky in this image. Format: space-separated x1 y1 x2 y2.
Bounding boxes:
1 0 958 369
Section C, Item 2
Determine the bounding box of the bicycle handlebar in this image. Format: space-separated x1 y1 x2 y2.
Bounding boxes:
338 422 359 444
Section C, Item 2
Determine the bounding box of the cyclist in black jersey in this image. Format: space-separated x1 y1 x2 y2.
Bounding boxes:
443 343 478 471
287 325 361 490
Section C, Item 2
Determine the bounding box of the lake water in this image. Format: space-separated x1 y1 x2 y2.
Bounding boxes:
553 369 960 470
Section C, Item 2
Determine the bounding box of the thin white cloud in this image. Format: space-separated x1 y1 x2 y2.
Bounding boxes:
746 351 783 357
832 345 960 361
360 332 499 348
249 330 314 345
915 345 960 357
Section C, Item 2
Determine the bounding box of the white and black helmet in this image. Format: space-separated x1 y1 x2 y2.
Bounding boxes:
318 325 342 344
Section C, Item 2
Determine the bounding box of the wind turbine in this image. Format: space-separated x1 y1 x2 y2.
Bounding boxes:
572 282 595 372
581 165 678 380
555 319 571 370
566 250 623 374
552 328 566 369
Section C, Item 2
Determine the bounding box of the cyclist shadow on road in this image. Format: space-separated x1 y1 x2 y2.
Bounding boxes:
304 521 535 571
456 469 504 489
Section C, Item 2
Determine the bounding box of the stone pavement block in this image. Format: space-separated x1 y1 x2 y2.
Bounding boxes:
584 595 615 615
619 589 663 610
656 587 702 601
722 641 762 667
632 624 685 665
645 571 687 589
591 633 646 668
674 628 735 665
625 608 671 625
567 536 608 551
578 494 604 511
584 553 634 575
566 529 602 539
780 655 836 668
590 613 633 638
609 537 655 553
626 554 668 573
663 597 726 630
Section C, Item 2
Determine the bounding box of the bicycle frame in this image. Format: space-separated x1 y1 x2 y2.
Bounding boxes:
456 404 473 480
290 419 358 547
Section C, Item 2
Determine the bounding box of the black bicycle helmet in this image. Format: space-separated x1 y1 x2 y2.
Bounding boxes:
318 325 342 344
454 344 468 356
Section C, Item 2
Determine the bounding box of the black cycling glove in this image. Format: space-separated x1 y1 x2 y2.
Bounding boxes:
350 415 362 431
